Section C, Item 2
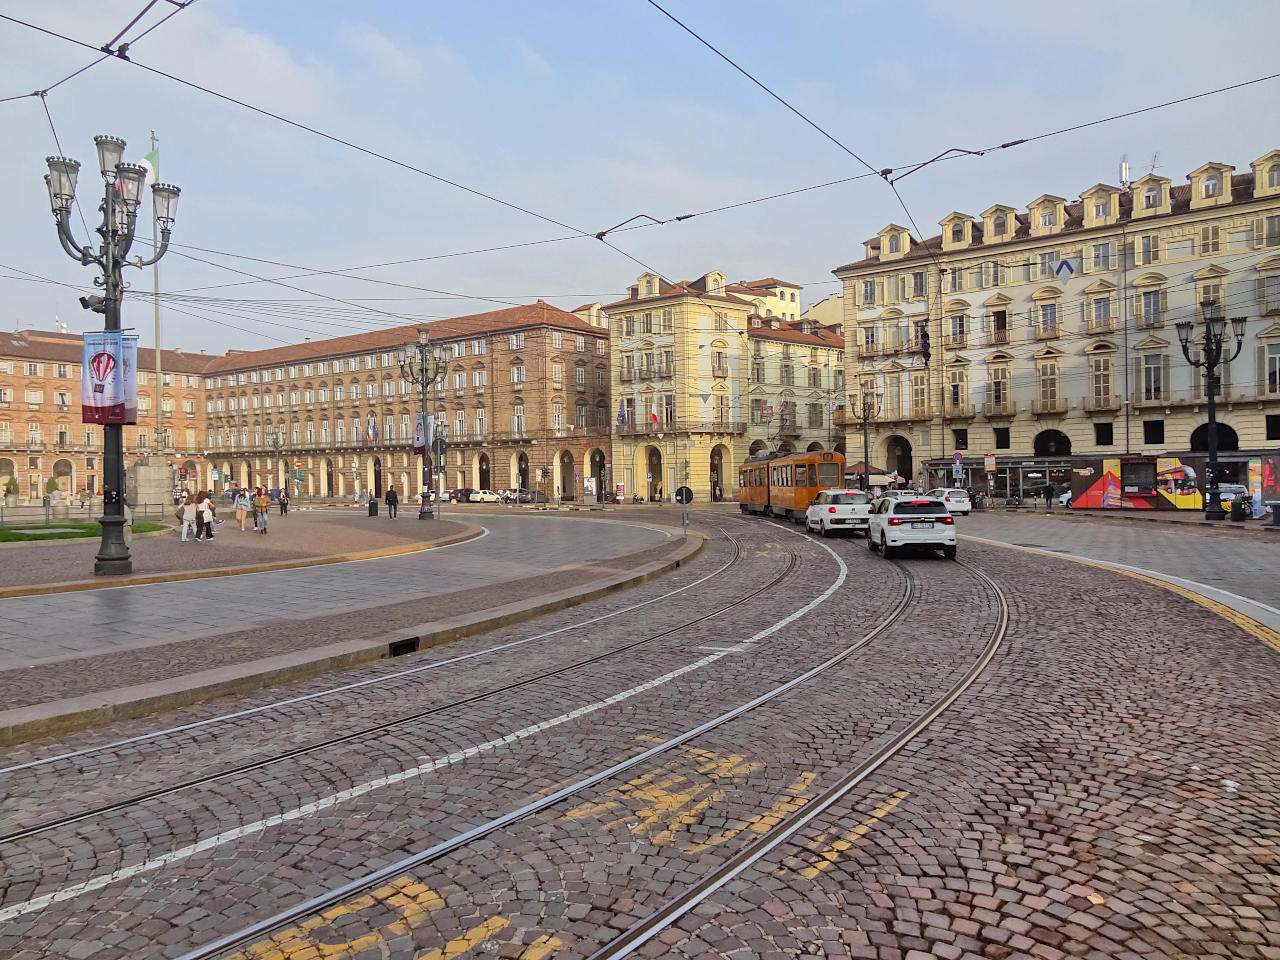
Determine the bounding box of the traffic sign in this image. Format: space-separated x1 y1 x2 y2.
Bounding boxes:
675 486 693 505
761 405 774 421
952 464 964 479
294 459 302 469
952 451 963 462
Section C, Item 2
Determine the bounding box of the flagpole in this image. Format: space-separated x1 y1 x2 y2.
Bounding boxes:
150 130 163 465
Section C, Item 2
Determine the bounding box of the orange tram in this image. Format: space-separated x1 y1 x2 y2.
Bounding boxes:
738 450 846 522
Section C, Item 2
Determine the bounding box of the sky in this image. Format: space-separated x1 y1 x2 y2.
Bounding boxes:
1 0 1278 355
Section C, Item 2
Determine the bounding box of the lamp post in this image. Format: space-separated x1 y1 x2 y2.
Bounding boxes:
847 389 882 491
45 136 180 575
1176 300 1246 520
268 430 283 496
398 328 447 519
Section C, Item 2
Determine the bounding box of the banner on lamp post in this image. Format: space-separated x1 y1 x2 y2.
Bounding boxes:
413 413 426 455
81 331 139 424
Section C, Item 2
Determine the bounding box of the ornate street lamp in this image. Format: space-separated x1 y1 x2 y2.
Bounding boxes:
398 327 448 519
1175 300 1246 520
847 389 882 491
44 135 180 575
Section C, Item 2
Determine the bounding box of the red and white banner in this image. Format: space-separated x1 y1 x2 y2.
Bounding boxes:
81 331 138 424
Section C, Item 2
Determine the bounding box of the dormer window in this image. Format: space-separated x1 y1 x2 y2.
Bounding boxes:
1094 200 1110 218
1203 175 1220 198
1144 187 1159 208
951 223 964 242
644 279 655 296
1271 164 1280 188
888 234 901 253
993 215 1007 236
1040 211 1056 227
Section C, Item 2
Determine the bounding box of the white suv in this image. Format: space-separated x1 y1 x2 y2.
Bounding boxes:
805 489 872 537
868 497 957 559
925 487 972 516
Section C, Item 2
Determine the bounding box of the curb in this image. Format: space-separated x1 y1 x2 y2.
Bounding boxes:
1056 509 1279 535
0 532 706 746
0 525 174 550
0 525 482 599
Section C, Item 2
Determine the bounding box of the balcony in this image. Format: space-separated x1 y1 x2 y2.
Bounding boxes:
1136 313 1165 330
880 405 933 423
1086 317 1116 334
616 419 745 437
636 368 654 381
1031 397 1067 415
1084 394 1121 412
711 363 729 379
988 329 1010 346
943 401 975 418
857 343 879 358
620 370 635 382
511 381 524 391
982 399 1015 417
943 333 968 348
1129 391 1168 409
655 363 673 378
1033 323 1061 341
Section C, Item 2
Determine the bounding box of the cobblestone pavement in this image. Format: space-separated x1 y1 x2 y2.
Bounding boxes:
1 513 1278 959
0 513 671 670
959 510 1280 608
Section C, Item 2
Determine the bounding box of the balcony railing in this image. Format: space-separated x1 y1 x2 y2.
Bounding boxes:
988 329 1010 346
655 363 673 377
943 333 968 348
620 370 635 382
857 343 879 358
882 405 933 422
1129 391 1168 408
1084 394 1121 412
982 399 1015 417
616 419 745 436
943 401 975 418
1086 317 1116 334
1033 323 1061 341
1136 313 1165 330
1031 397 1067 415
711 363 729 378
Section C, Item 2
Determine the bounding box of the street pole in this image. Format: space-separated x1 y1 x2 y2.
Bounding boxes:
1176 300 1245 521
44 137 180 575
848 390 881 491
398 328 446 519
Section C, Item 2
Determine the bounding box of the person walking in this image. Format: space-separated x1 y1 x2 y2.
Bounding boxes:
254 487 270 534
179 494 198 542
233 487 251 531
279 490 289 516
385 485 399 519
1044 484 1054 514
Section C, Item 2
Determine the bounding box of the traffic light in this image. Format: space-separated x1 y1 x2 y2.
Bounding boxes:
919 322 932 364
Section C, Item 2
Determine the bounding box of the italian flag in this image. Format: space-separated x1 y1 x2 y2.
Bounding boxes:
139 149 159 185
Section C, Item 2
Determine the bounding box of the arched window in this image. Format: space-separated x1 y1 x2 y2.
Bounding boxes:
1144 186 1160 208
888 233 900 253
1203 175 1220 198
993 215 1007 236
1269 163 1280 188
951 222 964 242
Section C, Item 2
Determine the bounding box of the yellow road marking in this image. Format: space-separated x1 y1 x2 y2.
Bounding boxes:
520 934 565 959
416 916 510 960
966 537 1280 654
687 772 817 853
798 790 910 880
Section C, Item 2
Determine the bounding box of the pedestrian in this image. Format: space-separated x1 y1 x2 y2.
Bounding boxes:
196 490 216 541
279 489 289 516
233 487 250 531
1044 484 1054 513
179 494 198 542
385 484 399 519
254 487 270 535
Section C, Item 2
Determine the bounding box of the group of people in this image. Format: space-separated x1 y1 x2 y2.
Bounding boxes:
177 491 218 542
231 486 283 534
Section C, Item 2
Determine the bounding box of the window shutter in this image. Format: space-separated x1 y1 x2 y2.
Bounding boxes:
982 262 993 287
1132 293 1143 322
1133 243 1143 267
1160 289 1168 317
1132 356 1142 402
1162 355 1171 398
1258 345 1267 395
1084 297 1094 322
1081 247 1091 274
1257 276 1267 310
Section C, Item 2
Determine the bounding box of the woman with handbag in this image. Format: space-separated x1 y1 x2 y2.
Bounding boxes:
196 490 216 541
233 487 251 531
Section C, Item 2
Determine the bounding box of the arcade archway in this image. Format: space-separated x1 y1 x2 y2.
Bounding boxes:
1033 429 1072 457
885 435 913 482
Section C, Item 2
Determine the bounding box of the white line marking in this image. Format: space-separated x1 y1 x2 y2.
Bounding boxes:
0 532 846 922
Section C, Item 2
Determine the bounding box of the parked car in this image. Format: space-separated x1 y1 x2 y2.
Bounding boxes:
805 488 872 537
870 488 920 509
924 487 972 516
1058 489 1073 507
867 497 957 559
1216 483 1250 509
448 488 476 503
512 488 549 503
471 489 500 503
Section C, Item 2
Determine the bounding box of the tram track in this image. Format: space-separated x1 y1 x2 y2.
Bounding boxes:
168 526 925 960
0 526 802 846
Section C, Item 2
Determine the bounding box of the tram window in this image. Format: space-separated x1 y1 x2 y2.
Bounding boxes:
807 464 817 486
816 463 841 486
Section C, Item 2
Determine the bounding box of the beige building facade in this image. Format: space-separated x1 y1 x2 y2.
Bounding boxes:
202 302 613 501
0 329 211 502
834 149 1280 493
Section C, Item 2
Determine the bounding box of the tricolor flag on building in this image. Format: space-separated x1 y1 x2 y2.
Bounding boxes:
616 399 627 426
650 403 659 424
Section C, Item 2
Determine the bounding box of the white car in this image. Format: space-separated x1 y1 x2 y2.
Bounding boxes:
470 489 501 503
805 488 872 537
925 487 972 516
868 497 957 559
870 489 921 509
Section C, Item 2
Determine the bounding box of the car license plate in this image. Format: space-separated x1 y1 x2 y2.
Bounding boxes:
911 521 933 529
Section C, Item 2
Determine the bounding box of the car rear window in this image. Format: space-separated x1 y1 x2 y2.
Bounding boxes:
947 489 968 496
893 500 949 515
829 493 869 504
